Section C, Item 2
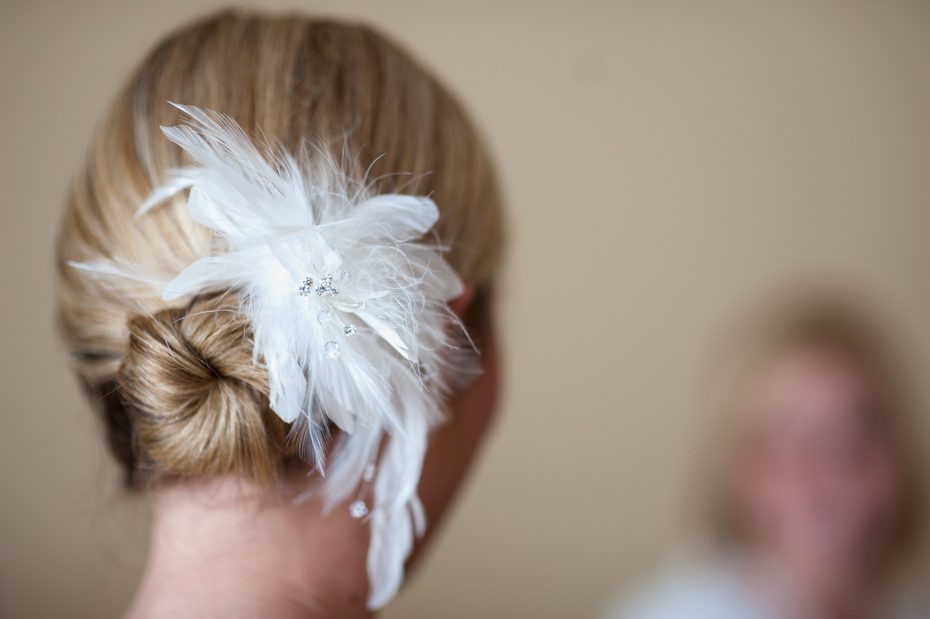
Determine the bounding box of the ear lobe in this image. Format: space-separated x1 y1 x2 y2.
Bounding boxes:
449 285 475 318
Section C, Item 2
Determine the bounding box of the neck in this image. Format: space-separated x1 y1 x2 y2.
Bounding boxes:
126 473 373 619
752 545 874 619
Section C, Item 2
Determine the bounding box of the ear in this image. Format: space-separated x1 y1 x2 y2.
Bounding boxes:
449 285 475 319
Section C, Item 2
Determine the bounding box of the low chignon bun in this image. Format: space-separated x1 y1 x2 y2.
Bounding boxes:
118 297 289 482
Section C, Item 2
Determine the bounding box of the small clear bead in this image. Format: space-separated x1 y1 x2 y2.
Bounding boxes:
297 276 314 296
362 463 376 482
317 310 333 325
353 300 367 311
324 341 341 360
315 274 339 297
343 324 358 337
349 500 368 519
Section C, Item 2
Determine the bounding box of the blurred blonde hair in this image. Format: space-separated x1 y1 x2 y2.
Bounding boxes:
56 10 506 485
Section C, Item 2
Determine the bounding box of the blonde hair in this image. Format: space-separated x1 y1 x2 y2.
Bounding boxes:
56 10 505 485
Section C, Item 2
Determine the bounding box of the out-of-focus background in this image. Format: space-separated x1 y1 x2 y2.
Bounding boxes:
2 1 930 617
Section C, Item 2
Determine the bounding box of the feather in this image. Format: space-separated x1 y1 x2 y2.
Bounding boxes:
71 103 471 610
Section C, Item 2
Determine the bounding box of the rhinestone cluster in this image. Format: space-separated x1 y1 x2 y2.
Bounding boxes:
297 273 339 297
297 272 362 361
297 276 315 297
315 274 339 297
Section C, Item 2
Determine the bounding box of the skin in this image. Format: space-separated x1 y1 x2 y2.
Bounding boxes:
125 292 501 618
729 345 904 619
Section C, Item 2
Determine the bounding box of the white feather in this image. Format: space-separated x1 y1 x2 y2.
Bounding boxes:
72 103 471 609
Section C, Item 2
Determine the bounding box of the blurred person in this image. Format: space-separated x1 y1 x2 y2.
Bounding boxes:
605 294 927 619
56 10 505 619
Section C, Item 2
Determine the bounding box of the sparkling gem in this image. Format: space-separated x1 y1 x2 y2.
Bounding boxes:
349 500 368 519
343 324 358 337
362 463 376 482
317 310 333 325
297 276 314 296
353 300 367 311
324 341 341 360
315 274 339 297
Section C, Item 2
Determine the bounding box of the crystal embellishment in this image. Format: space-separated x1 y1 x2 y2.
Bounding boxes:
349 500 369 519
324 341 341 360
343 324 358 337
297 276 314 296
315 274 339 297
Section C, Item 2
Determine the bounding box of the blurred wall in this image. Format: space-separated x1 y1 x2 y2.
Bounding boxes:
2 1 930 617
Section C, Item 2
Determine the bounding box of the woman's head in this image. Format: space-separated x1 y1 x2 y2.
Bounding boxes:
56 10 505 486
707 294 920 588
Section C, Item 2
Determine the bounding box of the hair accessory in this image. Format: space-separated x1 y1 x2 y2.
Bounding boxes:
73 103 470 609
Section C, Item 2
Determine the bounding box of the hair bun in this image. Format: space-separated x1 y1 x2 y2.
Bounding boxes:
118 297 287 481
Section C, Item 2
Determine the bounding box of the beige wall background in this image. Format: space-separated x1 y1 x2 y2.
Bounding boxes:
2 1 930 617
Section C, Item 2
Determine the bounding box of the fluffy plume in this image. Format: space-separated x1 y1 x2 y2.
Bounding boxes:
72 103 469 608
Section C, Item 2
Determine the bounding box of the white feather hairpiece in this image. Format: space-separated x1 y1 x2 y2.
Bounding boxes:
72 103 471 609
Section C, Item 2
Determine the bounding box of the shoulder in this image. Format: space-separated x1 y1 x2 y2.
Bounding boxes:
600 560 777 619
881 583 930 619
